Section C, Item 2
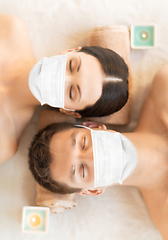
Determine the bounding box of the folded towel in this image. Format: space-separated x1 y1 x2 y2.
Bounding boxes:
36 26 132 213
86 25 132 124
36 183 77 213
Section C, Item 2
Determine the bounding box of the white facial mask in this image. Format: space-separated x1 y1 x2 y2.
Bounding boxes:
28 53 74 110
77 126 137 188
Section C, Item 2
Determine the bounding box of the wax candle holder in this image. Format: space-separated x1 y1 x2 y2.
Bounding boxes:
22 206 50 233
131 24 156 49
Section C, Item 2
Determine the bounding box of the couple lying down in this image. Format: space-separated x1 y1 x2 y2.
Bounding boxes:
29 65 168 240
0 14 128 165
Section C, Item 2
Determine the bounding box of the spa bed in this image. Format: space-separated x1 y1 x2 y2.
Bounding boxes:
0 0 166 239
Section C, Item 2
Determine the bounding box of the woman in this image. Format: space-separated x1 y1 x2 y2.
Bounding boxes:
29 45 129 118
0 14 128 164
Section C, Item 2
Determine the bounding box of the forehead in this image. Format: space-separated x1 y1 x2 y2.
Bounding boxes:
67 52 105 108
49 127 90 162
50 128 74 159
49 127 91 183
49 128 76 182
68 51 104 75
50 127 89 153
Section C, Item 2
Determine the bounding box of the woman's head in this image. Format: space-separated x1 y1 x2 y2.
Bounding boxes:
61 46 129 118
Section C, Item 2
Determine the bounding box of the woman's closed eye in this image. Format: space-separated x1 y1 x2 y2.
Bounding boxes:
69 56 81 73
69 85 81 102
69 85 76 100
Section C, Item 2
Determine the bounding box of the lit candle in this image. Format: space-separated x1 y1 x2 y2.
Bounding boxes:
141 32 148 39
29 214 41 227
22 206 49 233
131 25 156 49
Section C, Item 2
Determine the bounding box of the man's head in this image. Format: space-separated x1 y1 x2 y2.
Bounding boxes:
28 122 106 196
28 122 137 196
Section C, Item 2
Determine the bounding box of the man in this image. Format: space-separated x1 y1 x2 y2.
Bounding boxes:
29 65 168 239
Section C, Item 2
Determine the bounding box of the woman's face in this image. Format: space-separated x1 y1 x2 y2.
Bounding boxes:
60 48 105 117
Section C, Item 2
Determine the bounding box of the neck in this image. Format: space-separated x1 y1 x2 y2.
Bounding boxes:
6 60 40 142
120 132 166 191
12 61 40 108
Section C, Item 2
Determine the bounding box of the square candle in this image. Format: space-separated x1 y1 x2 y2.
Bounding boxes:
22 206 50 233
131 25 156 49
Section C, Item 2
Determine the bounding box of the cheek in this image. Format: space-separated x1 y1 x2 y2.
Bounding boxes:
64 80 71 104
86 161 94 185
90 165 95 182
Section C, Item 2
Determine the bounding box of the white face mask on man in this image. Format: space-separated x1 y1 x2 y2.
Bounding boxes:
28 53 74 110
77 125 137 188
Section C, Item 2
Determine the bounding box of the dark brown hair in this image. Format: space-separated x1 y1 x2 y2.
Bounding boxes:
28 122 82 194
77 46 129 117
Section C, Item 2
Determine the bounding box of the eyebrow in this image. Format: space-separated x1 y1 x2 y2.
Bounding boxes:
70 166 76 183
71 132 76 147
77 56 82 103
77 56 81 72
77 84 81 103
69 132 77 183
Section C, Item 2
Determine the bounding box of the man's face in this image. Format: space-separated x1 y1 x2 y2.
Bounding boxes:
50 127 95 190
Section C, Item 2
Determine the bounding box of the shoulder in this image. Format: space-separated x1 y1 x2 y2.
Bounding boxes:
135 65 168 132
0 14 28 36
0 104 19 164
150 65 168 111
0 14 35 81
0 137 18 164
143 65 168 111
152 64 168 90
0 14 30 54
145 64 168 130
140 187 168 240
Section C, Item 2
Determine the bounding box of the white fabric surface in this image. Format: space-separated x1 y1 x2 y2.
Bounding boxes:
0 0 167 239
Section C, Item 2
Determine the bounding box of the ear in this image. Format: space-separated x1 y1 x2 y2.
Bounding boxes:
59 108 81 118
59 46 82 55
82 122 107 130
78 188 105 196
